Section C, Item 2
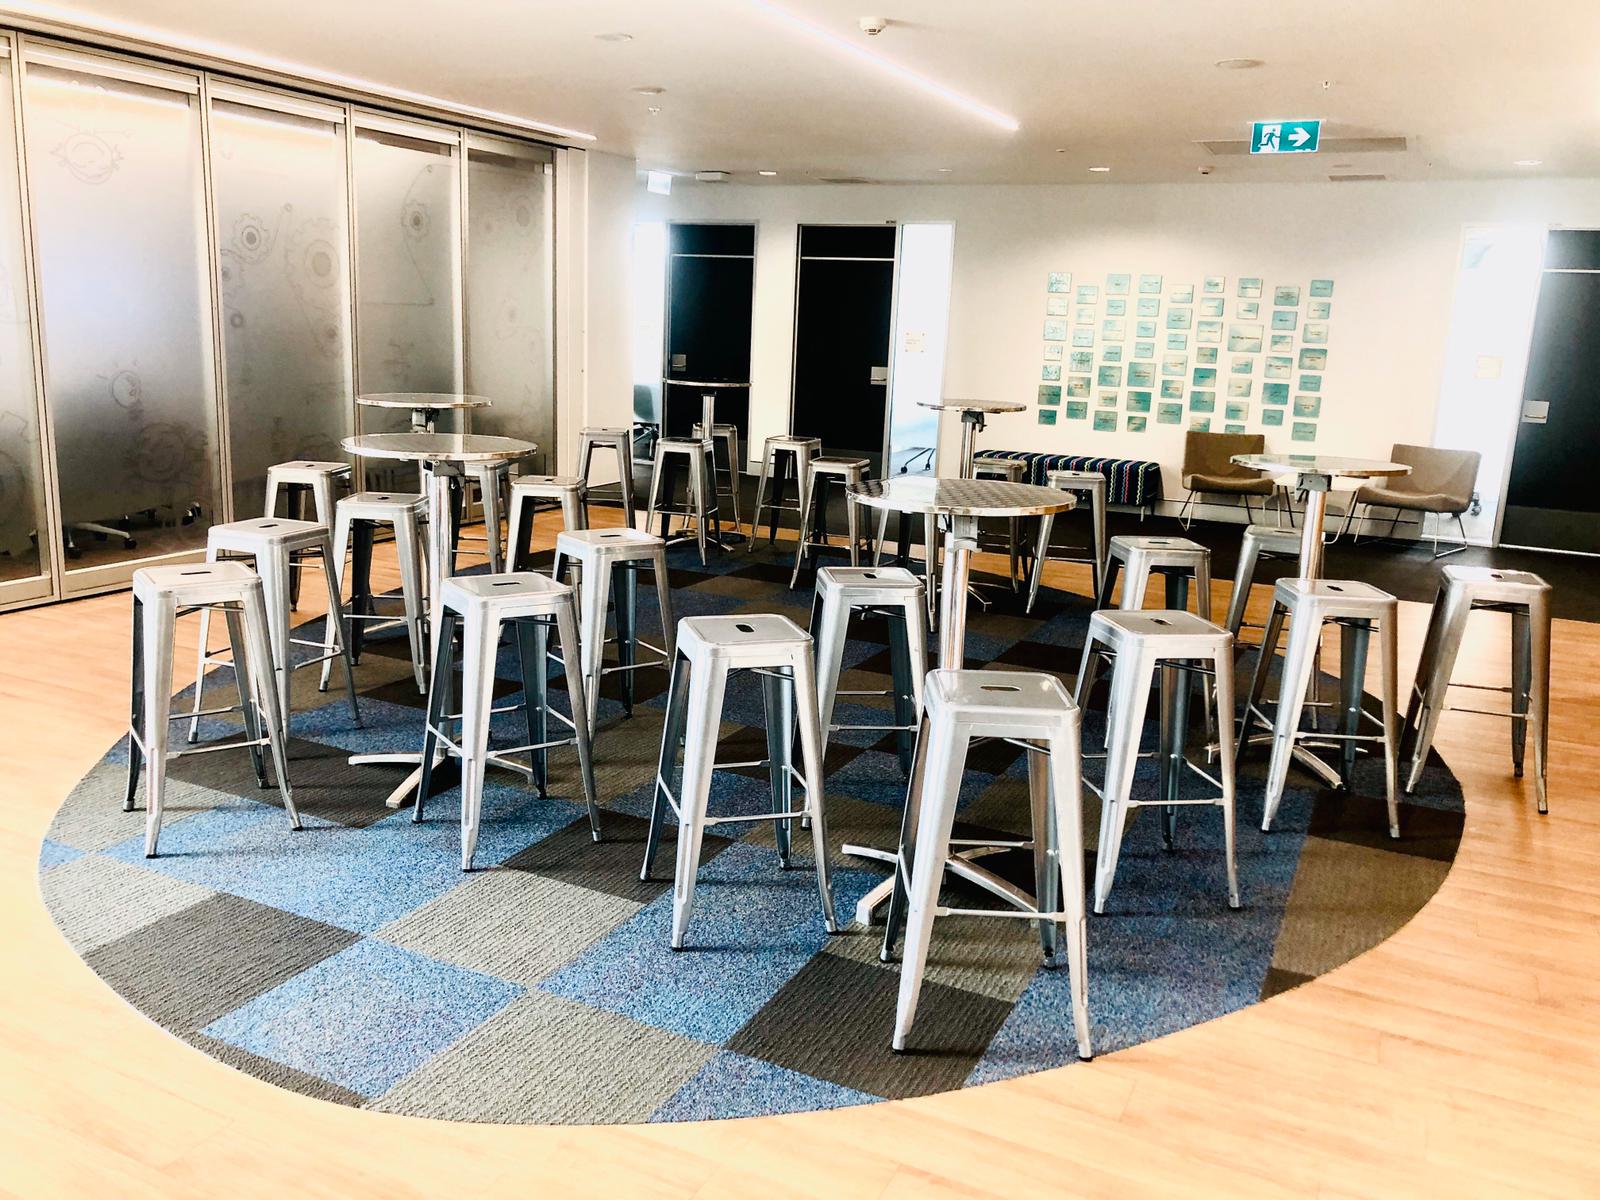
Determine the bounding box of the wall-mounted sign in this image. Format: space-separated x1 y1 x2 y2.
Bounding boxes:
1250 119 1321 155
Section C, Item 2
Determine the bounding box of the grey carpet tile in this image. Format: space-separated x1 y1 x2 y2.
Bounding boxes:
184 1032 365 1108
39 854 216 954
821 914 1046 1006
369 990 715 1124
501 811 733 906
84 891 359 1031
48 762 236 853
167 736 409 828
375 869 639 986
740 792 903 866
1308 787 1465 862
726 949 1011 1100
1268 837 1451 980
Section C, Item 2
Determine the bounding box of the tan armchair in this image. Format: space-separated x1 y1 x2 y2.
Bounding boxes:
1178 431 1287 528
1338 443 1480 557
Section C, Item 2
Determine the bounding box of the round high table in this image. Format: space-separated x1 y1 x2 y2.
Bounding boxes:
341 432 538 807
664 378 750 547
844 475 1076 925
917 398 1027 478
357 392 492 433
1231 453 1410 580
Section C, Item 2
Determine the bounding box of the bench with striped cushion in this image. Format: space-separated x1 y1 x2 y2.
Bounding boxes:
976 451 1164 509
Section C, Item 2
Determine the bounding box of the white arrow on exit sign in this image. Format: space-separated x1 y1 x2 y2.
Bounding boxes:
1250 119 1322 155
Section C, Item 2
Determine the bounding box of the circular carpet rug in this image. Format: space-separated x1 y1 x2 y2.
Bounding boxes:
37 541 1466 1124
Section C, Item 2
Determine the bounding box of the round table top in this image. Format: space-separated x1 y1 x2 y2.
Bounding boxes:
1231 453 1411 480
918 397 1028 415
849 476 1076 518
357 392 492 411
341 433 537 464
664 379 750 389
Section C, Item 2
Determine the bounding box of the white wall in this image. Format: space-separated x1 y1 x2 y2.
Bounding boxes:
632 177 1600 527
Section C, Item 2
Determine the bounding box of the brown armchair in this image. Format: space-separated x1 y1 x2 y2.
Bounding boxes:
1178 431 1287 528
1337 443 1480 557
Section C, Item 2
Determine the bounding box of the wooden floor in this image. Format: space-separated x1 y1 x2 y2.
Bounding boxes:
2 518 1596 1199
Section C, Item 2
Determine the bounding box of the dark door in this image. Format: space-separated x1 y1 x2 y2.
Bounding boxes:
1503 230 1600 552
663 223 754 447
790 224 896 472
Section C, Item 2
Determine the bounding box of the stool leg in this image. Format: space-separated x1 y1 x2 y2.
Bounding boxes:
790 473 815 589
395 511 427 694
481 469 505 573
1026 513 1054 614
556 599 601 839
1510 606 1530 782
320 507 353 691
892 721 967 1051
671 662 727 949
642 652 691 879
689 452 709 565
319 532 361 726
617 442 637 529
1240 599 1287 763
124 597 145 813
458 609 498 871
767 452 789 546
287 483 307 609
749 455 772 547
1091 491 1107 599
186 547 220 743
812 591 848 765
516 617 549 797
1403 590 1470 793
652 545 677 662
617 563 638 717
1095 650 1155 912
260 547 294 730
1158 663 1189 849
1213 642 1241 908
223 605 268 788
1338 619 1372 790
1226 536 1261 638
507 494 531 572
1529 594 1551 815
847 489 861 567
241 582 297 830
645 457 668 543
1095 557 1120 611
1027 742 1059 958
887 607 918 774
761 668 794 866
1263 610 1322 833
1048 715 1093 1056
873 507 891 567
792 652 837 932
881 712 931 962
416 612 459 823
1007 513 1020 591
1377 611 1401 838
577 554 611 732
140 595 175 856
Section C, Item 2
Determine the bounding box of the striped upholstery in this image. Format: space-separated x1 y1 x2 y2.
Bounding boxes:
977 451 1163 508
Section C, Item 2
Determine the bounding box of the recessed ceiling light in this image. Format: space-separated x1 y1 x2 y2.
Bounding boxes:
595 32 633 43
647 106 662 115
1088 165 1111 173
758 170 778 176
631 85 666 96
1214 57 1264 70
1514 158 1543 167
937 167 952 173
1055 147 1067 154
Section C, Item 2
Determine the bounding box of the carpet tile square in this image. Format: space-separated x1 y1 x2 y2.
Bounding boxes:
1308 787 1464 861
85 891 358 1030
650 1050 879 1122
727 949 1013 1099
202 938 522 1099
282 695 426 756
183 1032 366 1108
376 869 639 985
540 842 877 1045
370 991 713 1123
502 810 733 905
41 853 215 954
168 735 411 828
37 838 83 872
821 916 1045 1006
104 789 582 934
48 762 234 852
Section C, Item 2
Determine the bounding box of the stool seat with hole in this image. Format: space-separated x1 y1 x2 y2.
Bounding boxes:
577 427 636 529
791 456 871 588
750 435 820 550
646 436 721 563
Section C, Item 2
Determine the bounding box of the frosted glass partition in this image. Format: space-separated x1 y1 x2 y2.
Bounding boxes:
210 90 352 518
885 222 954 476
0 54 48 595
24 54 219 577
465 137 553 472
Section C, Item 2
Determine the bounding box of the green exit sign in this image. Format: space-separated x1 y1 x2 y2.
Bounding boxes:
1250 119 1322 155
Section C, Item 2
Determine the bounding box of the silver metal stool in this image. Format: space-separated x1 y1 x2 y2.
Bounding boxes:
1402 566 1550 812
641 613 837 949
972 456 1027 589
1240 579 1401 837
508 475 588 571
750 435 821 549
810 566 927 772
416 572 600 870
1096 535 1213 618
881 669 1091 1057
264 459 350 606
127 562 295 857
550 527 675 730
1224 523 1302 642
646 435 721 564
321 491 428 696
189 517 360 739
1075 610 1239 913
1028 468 1108 611
577 426 637 529
791 456 870 588
691 420 744 537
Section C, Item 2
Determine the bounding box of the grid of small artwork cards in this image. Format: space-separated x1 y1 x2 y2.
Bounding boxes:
1038 272 1333 442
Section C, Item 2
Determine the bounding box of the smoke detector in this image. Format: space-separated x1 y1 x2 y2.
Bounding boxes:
859 15 889 35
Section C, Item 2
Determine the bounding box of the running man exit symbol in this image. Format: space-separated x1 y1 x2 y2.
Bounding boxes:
1250 119 1321 154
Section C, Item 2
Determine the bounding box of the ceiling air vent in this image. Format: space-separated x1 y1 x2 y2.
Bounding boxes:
1197 136 1409 156
692 170 729 182
817 176 875 185
1328 173 1387 182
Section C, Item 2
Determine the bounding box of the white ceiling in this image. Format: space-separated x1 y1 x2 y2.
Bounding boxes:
21 0 1600 184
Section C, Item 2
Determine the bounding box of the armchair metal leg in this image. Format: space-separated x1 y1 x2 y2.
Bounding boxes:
1433 511 1469 558
1179 490 1198 530
1336 498 1360 543
1242 494 1257 526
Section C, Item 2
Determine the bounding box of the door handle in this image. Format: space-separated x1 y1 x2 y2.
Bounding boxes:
1521 399 1549 424
869 366 888 384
